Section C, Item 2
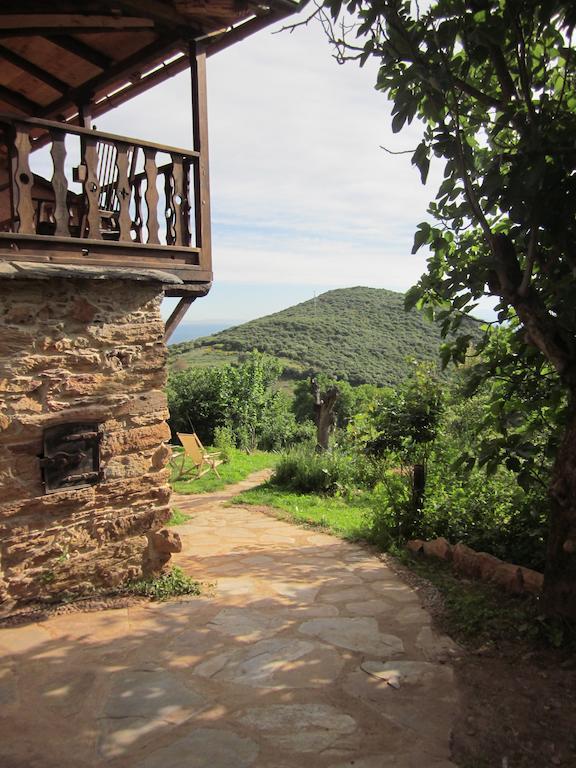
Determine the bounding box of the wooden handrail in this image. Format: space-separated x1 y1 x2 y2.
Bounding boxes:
0 113 200 159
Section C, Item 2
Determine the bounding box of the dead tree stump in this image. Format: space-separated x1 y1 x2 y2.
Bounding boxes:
311 377 339 452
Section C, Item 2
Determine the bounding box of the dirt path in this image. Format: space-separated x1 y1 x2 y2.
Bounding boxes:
0 472 460 768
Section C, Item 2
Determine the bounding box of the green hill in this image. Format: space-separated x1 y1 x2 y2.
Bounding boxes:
169 286 482 387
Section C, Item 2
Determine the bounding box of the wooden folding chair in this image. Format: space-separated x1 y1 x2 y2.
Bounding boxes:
171 432 223 481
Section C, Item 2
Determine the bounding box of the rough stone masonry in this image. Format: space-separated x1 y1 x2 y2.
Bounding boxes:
0 277 174 608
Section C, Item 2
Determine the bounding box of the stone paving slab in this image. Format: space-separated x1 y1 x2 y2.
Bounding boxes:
0 471 460 768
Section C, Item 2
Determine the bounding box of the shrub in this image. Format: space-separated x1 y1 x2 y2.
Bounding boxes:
213 426 235 462
168 352 306 452
273 447 351 495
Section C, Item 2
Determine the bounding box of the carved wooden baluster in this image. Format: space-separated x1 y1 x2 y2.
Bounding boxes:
115 142 131 241
164 164 175 245
50 130 69 236
132 176 143 243
182 158 192 247
143 147 159 244
13 126 34 234
83 134 101 239
170 153 184 246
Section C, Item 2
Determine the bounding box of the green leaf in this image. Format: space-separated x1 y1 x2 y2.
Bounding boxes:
404 285 423 311
411 222 431 254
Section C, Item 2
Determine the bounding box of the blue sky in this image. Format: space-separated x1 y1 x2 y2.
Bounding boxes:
95 10 487 329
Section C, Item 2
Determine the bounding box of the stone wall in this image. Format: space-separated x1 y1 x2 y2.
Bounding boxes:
0 277 173 607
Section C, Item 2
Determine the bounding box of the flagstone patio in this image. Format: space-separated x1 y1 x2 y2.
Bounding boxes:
0 471 460 768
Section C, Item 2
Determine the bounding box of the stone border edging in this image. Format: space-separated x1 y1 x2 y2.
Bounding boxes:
406 537 544 595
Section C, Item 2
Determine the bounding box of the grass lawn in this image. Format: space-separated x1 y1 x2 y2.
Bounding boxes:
171 448 278 495
232 483 372 541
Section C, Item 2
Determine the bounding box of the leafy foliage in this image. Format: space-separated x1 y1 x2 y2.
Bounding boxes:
169 287 482 387
292 376 384 427
272 444 383 495
350 363 443 459
319 0 576 615
421 392 550 570
167 351 304 451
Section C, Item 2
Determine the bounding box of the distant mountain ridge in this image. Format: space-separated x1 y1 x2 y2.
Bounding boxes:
169 286 482 386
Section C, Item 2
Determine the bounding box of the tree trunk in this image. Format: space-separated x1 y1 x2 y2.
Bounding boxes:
543 397 576 619
412 463 426 513
311 378 339 452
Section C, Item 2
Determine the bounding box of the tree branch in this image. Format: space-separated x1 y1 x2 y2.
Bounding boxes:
515 19 537 124
518 218 538 297
488 43 519 102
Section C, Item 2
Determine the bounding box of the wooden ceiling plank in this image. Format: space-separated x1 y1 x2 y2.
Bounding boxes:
107 0 195 30
0 15 155 31
0 84 40 114
41 35 179 118
47 35 112 70
0 44 68 94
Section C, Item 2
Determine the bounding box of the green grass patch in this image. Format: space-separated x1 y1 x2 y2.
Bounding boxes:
171 448 278 495
167 507 191 526
393 549 576 650
232 483 371 541
123 566 202 601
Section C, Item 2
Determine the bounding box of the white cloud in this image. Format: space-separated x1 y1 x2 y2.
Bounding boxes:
96 12 447 319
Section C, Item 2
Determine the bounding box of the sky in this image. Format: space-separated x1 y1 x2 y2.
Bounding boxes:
93 9 456 329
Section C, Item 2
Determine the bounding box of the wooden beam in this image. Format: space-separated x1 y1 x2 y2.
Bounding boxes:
0 15 154 32
190 42 212 270
0 84 40 114
0 44 68 94
88 52 188 119
164 296 196 343
203 11 292 57
47 35 112 70
41 36 177 119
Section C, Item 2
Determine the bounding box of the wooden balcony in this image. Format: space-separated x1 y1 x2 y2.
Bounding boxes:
0 114 211 296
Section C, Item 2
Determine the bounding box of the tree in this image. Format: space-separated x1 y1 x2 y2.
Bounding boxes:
317 0 576 616
167 352 300 451
359 363 443 515
293 375 383 428
311 377 340 450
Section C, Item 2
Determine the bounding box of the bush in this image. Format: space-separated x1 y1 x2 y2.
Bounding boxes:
213 426 235 462
273 447 350 495
356 386 550 570
421 452 548 570
272 446 384 496
168 352 307 452
367 469 423 546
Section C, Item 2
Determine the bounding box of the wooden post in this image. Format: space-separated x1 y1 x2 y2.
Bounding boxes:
76 101 93 129
190 42 211 268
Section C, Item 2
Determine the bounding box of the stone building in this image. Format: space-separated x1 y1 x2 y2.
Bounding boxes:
0 0 300 609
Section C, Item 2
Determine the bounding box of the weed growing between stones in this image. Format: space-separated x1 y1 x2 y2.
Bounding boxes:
123 567 201 601
167 507 191 526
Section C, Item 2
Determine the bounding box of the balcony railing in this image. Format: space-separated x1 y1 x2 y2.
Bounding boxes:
0 115 211 291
